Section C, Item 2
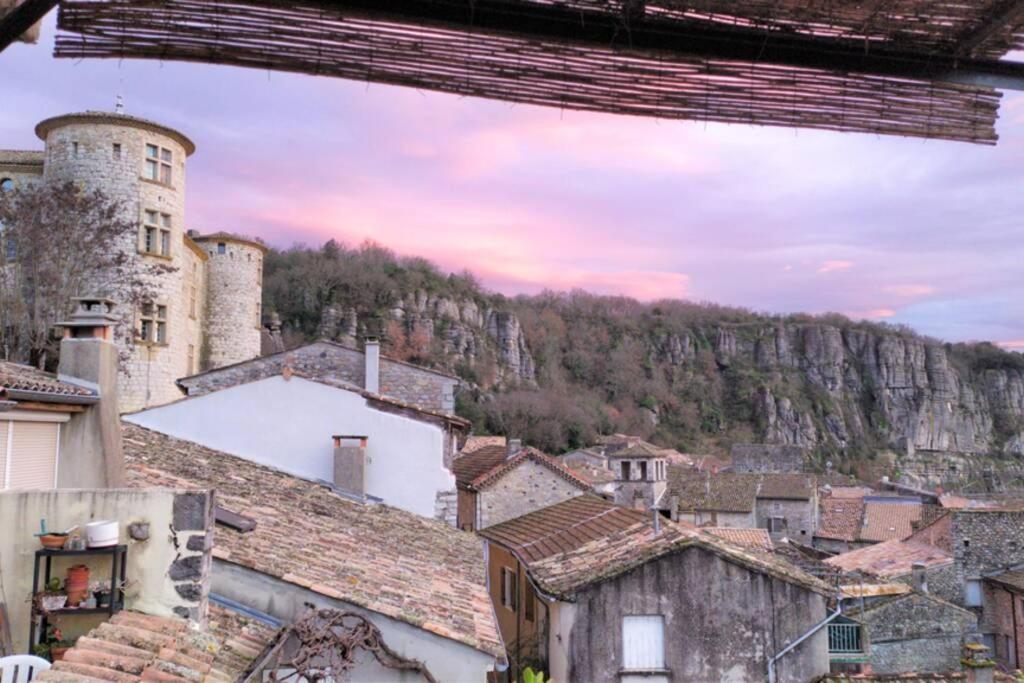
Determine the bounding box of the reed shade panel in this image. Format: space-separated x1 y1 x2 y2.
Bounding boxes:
54 0 1005 143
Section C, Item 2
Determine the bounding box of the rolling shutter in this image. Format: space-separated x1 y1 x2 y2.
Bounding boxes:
0 421 8 488
8 421 58 489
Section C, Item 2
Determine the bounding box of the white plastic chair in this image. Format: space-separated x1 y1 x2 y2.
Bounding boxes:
0 655 51 683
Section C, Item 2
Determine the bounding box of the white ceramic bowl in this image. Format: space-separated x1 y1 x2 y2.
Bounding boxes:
85 520 119 548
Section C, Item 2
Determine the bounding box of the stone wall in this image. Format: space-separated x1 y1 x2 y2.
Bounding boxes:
732 443 807 473
756 497 817 541
952 511 1024 600
195 237 262 370
564 546 829 683
893 563 960 607
0 488 213 652
857 593 978 675
39 115 196 413
434 489 458 527
477 459 585 529
981 582 1024 669
179 341 458 413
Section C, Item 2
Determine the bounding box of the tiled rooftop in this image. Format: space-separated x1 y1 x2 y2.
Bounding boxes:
704 527 773 552
462 436 507 454
825 539 953 579
453 445 591 492
478 494 648 563
452 445 508 486
529 518 830 599
988 570 1024 593
816 497 866 542
35 607 277 683
860 500 924 542
0 150 45 166
563 461 616 486
122 423 504 658
0 361 97 399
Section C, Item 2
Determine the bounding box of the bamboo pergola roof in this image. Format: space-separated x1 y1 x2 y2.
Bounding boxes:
41 0 1024 144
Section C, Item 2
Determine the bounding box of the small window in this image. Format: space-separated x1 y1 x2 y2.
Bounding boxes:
141 210 172 256
622 615 665 671
965 580 983 607
138 302 168 344
112 143 122 160
72 141 79 158
217 242 226 255
639 461 648 481
145 143 173 184
621 461 631 481
0 178 13 192
500 567 517 610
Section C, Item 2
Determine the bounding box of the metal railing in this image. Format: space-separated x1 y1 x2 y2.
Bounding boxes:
828 623 863 654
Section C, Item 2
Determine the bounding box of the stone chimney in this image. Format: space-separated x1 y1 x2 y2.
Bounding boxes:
962 642 995 683
332 435 368 497
55 297 124 487
364 337 380 394
506 438 523 459
911 562 928 594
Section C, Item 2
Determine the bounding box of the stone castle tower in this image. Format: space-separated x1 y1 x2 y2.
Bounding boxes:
0 109 264 412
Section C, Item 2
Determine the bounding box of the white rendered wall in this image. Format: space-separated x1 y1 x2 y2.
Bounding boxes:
125 376 455 518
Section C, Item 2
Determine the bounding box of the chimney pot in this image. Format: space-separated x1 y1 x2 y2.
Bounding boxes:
911 561 928 593
364 337 380 394
506 438 523 459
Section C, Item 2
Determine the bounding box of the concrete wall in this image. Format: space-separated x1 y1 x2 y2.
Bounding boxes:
478 459 584 529
553 547 829 683
0 488 212 652
211 560 497 682
125 375 455 519
179 341 458 414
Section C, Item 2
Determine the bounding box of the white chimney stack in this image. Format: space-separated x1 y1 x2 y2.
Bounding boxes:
364 337 380 394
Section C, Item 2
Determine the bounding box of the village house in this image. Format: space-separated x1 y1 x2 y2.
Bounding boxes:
731 443 808 473
122 423 507 681
124 343 468 522
0 297 124 490
658 468 819 541
814 491 938 554
606 440 669 509
452 439 591 531
1 110 266 413
479 494 833 683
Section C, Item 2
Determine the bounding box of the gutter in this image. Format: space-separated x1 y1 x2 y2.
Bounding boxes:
0 400 16 412
767 601 842 683
4 387 100 405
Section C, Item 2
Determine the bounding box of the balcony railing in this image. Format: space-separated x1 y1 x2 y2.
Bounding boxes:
828 622 863 654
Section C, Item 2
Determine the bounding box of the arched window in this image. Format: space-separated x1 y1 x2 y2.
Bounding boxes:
0 178 13 192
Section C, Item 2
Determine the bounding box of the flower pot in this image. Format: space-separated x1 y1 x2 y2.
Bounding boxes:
50 646 70 662
39 534 67 550
39 594 67 612
94 590 110 608
65 565 90 606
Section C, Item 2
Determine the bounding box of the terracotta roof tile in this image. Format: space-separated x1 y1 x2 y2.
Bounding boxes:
988 570 1024 593
704 527 773 552
0 361 98 400
452 445 510 486
824 539 953 579
756 474 815 500
478 495 648 563
816 497 865 542
122 423 504 658
563 462 616 486
462 436 507 454
35 607 276 683
662 469 813 512
860 500 924 542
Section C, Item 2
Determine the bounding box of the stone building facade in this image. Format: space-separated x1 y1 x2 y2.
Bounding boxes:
0 110 265 413
731 443 808 473
178 340 458 414
477 457 589 529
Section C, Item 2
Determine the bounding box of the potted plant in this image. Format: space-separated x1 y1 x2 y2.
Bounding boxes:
91 580 111 608
36 577 67 614
34 625 73 662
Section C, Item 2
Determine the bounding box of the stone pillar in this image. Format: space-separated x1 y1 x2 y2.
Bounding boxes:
170 490 214 625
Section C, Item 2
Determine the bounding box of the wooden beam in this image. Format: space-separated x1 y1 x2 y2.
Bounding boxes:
956 0 1024 57
12 401 85 413
0 0 57 53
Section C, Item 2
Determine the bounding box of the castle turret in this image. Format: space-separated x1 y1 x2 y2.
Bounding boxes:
33 110 200 412
191 232 266 369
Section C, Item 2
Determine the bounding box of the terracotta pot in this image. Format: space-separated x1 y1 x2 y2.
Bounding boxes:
65 565 90 606
39 534 67 550
50 646 70 662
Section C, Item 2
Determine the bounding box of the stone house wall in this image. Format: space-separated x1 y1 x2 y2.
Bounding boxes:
952 511 1024 585
981 582 1024 669
179 341 458 413
562 546 829 683
477 460 586 529
893 563 960 606
194 237 263 369
683 509 755 527
731 443 806 473
756 497 816 541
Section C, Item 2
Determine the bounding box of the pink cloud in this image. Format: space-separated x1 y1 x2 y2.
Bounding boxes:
999 340 1024 352
818 260 854 274
845 308 897 320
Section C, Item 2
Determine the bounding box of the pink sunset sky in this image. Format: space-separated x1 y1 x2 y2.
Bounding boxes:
3 16 1024 349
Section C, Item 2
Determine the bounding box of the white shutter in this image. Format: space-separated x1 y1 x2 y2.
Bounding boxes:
622 615 665 670
8 421 59 489
0 421 9 489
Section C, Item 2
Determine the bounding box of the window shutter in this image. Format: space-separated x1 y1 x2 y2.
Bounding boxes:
622 615 665 670
8 422 58 489
0 421 8 488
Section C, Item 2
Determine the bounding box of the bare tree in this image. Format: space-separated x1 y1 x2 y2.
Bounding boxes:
0 181 172 368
